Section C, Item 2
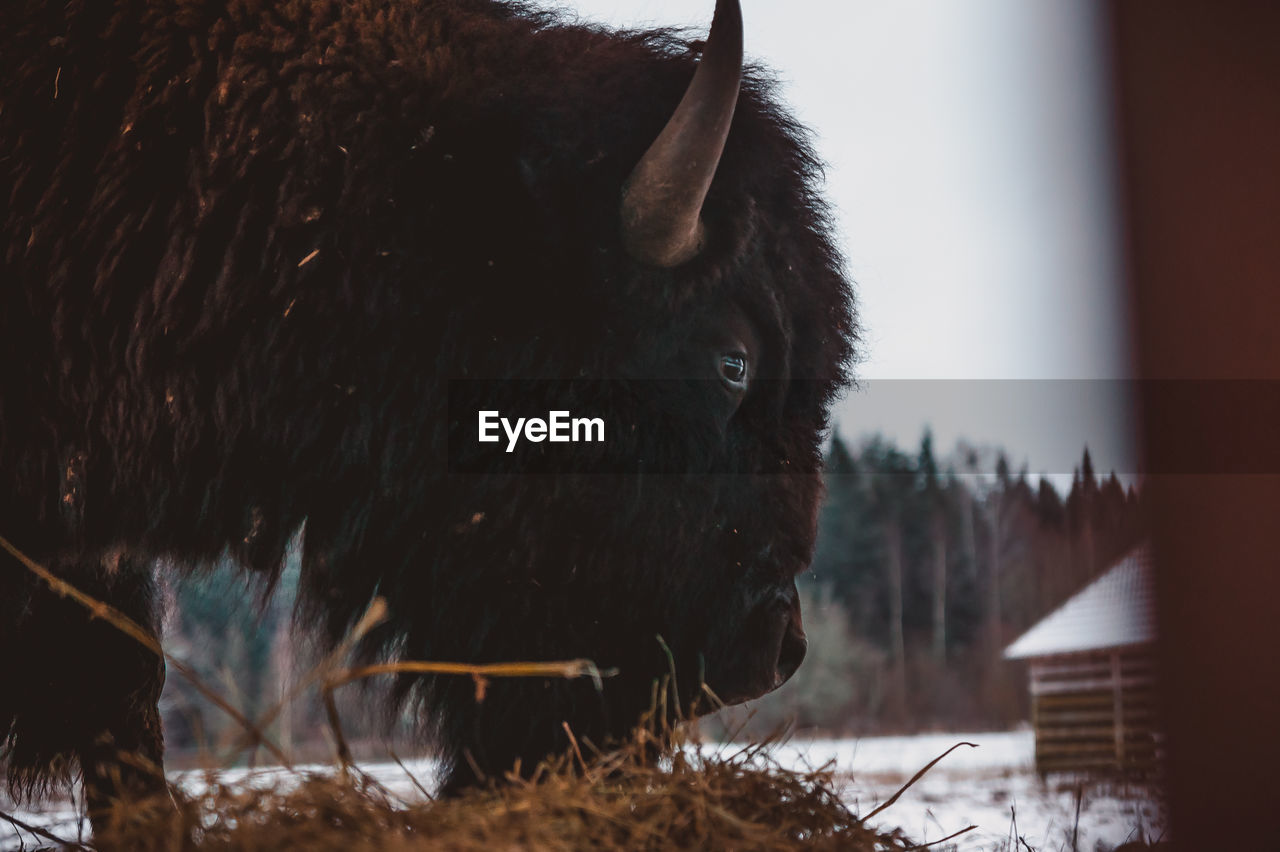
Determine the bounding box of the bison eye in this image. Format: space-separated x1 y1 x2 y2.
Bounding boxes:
719 352 749 390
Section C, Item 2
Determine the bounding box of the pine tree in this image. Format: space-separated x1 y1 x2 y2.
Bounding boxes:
1080 446 1098 575
918 430 948 663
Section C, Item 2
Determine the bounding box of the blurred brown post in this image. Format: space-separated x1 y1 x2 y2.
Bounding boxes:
1108 1 1280 847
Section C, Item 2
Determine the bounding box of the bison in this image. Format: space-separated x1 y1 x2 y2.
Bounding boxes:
0 0 855 820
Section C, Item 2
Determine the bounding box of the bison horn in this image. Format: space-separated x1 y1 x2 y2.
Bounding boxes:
620 0 743 267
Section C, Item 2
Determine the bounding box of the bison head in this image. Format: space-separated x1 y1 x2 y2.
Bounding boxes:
613 0 817 706
358 0 857 782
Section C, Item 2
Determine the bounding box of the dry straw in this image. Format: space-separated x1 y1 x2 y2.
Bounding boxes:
76 736 957 852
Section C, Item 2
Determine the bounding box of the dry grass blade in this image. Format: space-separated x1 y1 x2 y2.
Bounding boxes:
230 597 388 763
860 741 977 823
323 658 613 690
0 532 292 766
561 722 591 779
322 678 355 769
904 824 978 850
0 533 161 654
314 657 613 767
389 752 433 802
1 808 92 850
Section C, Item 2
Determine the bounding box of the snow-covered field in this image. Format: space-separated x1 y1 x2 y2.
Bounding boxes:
762 730 1166 851
2 728 1165 851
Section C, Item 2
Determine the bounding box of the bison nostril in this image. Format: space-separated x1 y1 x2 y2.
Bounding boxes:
775 623 807 686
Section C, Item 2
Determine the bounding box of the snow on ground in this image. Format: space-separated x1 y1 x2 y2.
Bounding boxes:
2 729 1165 851
772 729 1166 851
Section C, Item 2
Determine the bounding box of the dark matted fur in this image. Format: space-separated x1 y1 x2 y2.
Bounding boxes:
0 0 855 802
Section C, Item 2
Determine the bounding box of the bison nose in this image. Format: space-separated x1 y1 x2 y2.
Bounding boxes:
773 580 807 688
775 620 807 688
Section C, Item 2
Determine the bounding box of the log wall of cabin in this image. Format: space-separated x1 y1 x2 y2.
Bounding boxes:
1029 646 1160 775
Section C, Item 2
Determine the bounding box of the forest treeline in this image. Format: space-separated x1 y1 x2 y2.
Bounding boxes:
158 430 1147 755
715 430 1147 738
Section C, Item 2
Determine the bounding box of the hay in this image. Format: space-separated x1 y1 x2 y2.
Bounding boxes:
86 736 926 851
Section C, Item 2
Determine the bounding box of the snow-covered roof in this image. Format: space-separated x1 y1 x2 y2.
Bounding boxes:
1004 547 1156 659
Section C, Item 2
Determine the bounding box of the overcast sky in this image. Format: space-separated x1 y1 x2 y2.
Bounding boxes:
566 0 1137 480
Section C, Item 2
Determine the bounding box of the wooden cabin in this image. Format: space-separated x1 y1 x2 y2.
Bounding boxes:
1004 548 1161 775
